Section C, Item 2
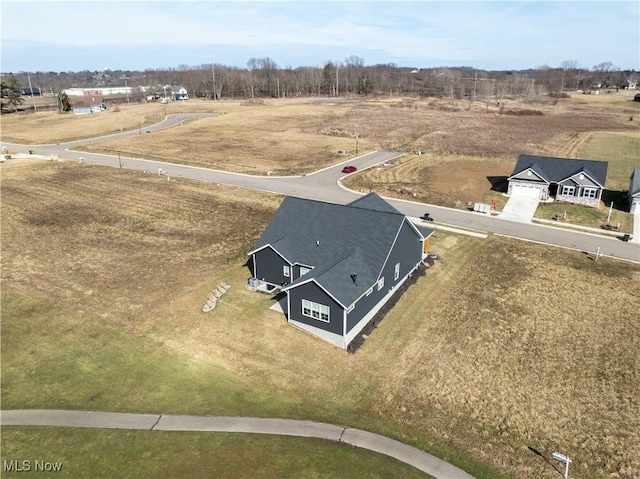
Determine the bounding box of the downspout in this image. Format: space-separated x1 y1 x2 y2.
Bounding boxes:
252 253 257 278
343 306 347 343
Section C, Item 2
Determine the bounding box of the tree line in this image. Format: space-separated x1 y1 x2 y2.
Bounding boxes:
2 57 637 111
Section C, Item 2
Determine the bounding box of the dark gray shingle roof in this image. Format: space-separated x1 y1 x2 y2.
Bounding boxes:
510 155 608 187
347 194 402 214
251 193 429 306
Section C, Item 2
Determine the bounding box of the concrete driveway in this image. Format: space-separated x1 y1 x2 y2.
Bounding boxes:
499 195 540 222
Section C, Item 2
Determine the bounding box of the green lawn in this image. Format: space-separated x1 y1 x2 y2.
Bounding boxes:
0 287 296 417
579 132 640 191
1 428 434 479
534 201 633 232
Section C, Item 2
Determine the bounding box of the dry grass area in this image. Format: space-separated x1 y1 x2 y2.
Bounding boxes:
0 102 169 144
335 93 637 157
341 92 638 219
345 152 514 209
76 99 374 176
374 236 640 479
1 160 281 325
3 160 639 478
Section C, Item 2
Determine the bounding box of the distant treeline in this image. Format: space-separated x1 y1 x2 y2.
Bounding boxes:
3 57 637 101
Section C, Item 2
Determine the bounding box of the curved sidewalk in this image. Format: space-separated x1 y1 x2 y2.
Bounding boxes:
1 410 475 479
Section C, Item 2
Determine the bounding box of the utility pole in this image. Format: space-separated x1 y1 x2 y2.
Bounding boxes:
211 62 215 100
473 67 478 98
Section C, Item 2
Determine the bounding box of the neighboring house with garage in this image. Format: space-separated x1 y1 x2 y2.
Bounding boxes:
247 193 434 350
629 168 640 213
507 155 608 208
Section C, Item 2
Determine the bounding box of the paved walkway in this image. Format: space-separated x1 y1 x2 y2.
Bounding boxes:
1 409 475 479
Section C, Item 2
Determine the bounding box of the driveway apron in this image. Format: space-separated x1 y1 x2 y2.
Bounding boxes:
499 196 540 222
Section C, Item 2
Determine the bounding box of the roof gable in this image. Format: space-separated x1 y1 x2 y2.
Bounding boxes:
508 165 549 183
284 247 379 306
347 193 402 214
561 168 601 187
510 155 608 187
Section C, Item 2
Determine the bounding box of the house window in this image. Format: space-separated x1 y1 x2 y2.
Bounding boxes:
583 188 598 198
283 266 290 278
378 277 385 291
301 299 330 323
561 185 575 196
394 263 400 281
365 287 373 296
299 267 311 276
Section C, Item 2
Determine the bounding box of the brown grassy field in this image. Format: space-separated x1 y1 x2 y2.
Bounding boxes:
2 160 639 478
3 92 638 223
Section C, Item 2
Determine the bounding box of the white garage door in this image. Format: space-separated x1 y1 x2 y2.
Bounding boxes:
511 184 541 199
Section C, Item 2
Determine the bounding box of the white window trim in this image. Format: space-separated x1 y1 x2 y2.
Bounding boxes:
283 265 290 277
394 263 400 281
378 277 385 291
561 185 576 196
299 267 311 276
302 299 330 323
582 188 598 198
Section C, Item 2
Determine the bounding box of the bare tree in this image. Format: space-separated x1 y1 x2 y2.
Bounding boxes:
592 61 617 88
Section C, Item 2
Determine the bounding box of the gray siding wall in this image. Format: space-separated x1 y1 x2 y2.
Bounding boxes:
346 283 384 332
254 247 290 286
511 170 546 182
288 281 344 335
569 174 599 187
346 220 423 333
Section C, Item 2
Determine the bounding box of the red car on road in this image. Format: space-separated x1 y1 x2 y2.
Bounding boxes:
342 166 357 173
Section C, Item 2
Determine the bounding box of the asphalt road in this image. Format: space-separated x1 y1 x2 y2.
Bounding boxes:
4 113 639 263
1 409 475 479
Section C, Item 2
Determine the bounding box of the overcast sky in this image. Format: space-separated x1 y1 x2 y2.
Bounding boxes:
1 1 638 73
